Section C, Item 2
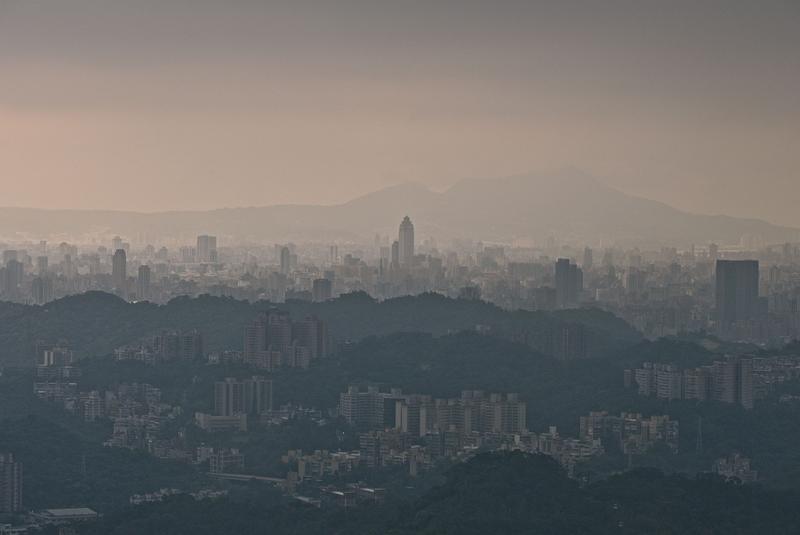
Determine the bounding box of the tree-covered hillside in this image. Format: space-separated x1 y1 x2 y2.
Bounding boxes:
77 452 800 535
0 291 641 366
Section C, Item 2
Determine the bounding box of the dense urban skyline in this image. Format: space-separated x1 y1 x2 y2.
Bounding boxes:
2 2 800 533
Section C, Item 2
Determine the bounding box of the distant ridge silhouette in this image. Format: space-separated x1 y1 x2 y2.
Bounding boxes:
1 171 796 246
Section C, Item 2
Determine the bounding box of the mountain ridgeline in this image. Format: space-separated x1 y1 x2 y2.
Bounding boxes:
1 172 796 246
0 291 640 366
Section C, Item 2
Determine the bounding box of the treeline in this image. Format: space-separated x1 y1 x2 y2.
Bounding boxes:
0 290 640 366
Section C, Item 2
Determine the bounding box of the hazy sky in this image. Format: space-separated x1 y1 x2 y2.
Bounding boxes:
1 0 798 225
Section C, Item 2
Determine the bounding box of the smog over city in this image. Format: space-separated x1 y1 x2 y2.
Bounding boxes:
1 1 799 534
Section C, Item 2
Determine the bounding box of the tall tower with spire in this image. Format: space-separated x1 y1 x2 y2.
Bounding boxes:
398 216 415 268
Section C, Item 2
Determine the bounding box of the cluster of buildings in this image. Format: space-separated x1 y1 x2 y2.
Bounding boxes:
0 235 222 305
34 377 179 426
282 449 361 481
34 344 80 381
3 221 800 344
712 453 758 483
114 329 204 365
337 386 531 474
624 357 754 409
336 386 676 476
128 487 227 506
751 355 800 398
243 310 328 370
579 411 680 454
195 447 246 474
339 387 527 436
109 235 217 300
102 383 184 456
280 450 387 508
32 355 189 460
316 485 386 509
194 376 274 432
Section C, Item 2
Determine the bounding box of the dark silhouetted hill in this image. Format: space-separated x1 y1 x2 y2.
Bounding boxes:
0 291 640 366
78 451 800 534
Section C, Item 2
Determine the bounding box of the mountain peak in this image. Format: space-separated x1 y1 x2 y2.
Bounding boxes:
0 173 796 246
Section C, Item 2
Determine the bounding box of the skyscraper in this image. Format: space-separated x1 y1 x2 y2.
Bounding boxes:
715 260 759 333
112 248 127 297
312 278 332 302
398 216 414 268
2 259 23 299
31 276 54 305
137 265 151 301
0 453 22 513
196 235 218 263
36 255 48 276
555 258 582 308
583 247 593 269
390 240 400 270
555 258 570 308
279 246 291 275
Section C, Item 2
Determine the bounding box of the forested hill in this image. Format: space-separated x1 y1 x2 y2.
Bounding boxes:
80 451 800 535
392 452 800 535
0 291 640 366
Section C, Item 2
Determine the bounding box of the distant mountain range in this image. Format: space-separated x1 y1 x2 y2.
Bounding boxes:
1 171 796 246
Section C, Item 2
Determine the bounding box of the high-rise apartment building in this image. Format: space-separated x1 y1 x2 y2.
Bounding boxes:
292 315 329 360
715 260 759 333
0 453 23 513
214 377 273 417
243 310 327 369
339 386 401 429
711 358 753 409
551 324 587 360
180 330 204 361
629 358 753 409
214 378 245 416
683 367 711 401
